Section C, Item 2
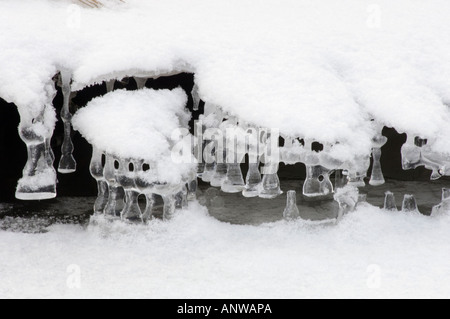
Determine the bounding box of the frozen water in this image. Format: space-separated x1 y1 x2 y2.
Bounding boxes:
57 69 77 174
282 190 300 220
383 191 398 212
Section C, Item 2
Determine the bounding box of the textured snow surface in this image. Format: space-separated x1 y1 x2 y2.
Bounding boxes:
1 202 449 299
1 0 450 159
72 88 196 183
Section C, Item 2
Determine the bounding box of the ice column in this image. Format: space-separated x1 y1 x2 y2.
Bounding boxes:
431 188 450 216
303 165 333 198
89 146 109 214
369 134 387 186
243 163 262 197
187 179 198 201
175 185 188 209
58 69 77 173
383 191 398 211
103 154 125 217
283 190 300 220
15 105 57 200
259 163 283 199
211 150 227 187
162 195 176 220
117 159 141 221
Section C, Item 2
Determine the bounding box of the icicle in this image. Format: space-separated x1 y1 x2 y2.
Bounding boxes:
211 162 227 187
201 141 216 182
283 190 300 220
243 162 262 197
334 169 347 189
401 135 423 171
259 163 283 199
89 146 109 214
175 185 188 209
369 134 387 186
222 163 245 193
58 69 77 174
134 77 147 90
187 179 198 201
15 107 57 200
162 195 176 220
383 191 398 211
303 165 333 198
105 80 115 93
142 194 155 223
191 83 200 111
402 194 419 213
116 159 141 222
431 188 450 216
103 154 125 217
211 148 227 187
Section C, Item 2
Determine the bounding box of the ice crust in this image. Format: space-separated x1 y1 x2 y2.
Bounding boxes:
1 0 450 161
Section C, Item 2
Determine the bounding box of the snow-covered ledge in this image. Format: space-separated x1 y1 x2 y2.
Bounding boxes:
1 0 450 200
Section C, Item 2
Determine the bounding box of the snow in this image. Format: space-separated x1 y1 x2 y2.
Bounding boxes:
0 202 449 298
1 0 450 161
72 88 197 184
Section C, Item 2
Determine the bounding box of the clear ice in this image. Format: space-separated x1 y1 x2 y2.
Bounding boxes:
283 190 300 220
383 191 398 211
58 69 77 174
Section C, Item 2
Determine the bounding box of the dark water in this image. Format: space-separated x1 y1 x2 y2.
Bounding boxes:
0 179 448 232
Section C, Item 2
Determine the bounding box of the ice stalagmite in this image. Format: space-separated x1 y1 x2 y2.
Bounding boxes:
283 190 300 220
201 132 217 182
162 195 177 220
117 159 141 222
134 77 147 90
369 134 387 186
105 80 115 93
402 194 419 213
175 185 188 209
89 146 109 214
383 191 398 211
58 69 77 174
431 188 450 216
187 179 198 201
103 154 125 217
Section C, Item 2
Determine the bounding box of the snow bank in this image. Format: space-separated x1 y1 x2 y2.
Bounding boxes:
1 0 450 159
1 203 450 298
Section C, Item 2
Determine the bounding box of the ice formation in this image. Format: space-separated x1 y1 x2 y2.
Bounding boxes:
0 0 449 216
72 88 197 221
